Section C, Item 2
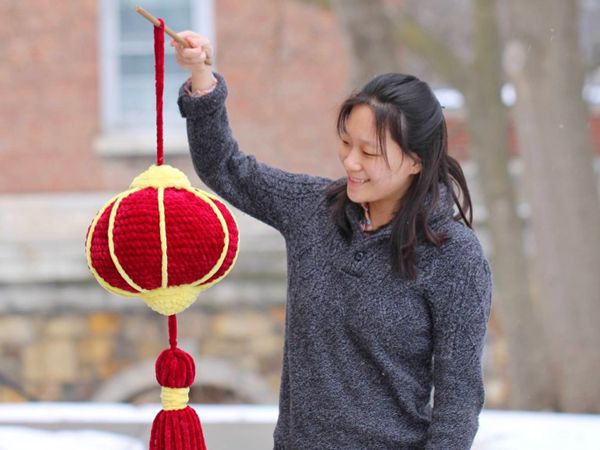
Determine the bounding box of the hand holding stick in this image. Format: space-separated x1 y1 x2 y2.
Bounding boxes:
135 6 212 66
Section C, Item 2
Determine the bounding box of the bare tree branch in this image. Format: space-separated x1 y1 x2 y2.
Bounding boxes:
297 0 332 10
393 13 469 91
331 0 400 87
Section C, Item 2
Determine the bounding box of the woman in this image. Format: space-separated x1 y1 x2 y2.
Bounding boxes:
173 31 492 450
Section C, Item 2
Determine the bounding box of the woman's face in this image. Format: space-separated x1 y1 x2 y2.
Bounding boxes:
338 104 421 219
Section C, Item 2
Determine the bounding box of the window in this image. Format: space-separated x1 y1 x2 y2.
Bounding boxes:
98 0 214 154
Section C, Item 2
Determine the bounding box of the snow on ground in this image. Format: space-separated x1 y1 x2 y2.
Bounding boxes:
0 427 144 450
473 410 600 449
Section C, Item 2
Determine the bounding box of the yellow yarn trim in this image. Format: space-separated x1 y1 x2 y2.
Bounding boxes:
182 188 230 287
86 193 140 298
130 164 191 189
158 188 169 288
140 285 206 315
108 188 146 293
161 386 190 411
96 276 140 298
196 190 241 290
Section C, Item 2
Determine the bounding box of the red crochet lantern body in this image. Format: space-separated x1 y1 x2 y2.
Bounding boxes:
85 165 239 315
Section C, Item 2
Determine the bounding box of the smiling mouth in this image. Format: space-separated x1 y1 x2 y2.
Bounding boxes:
348 177 369 184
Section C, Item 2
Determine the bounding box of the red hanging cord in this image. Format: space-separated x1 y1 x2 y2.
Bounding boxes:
147 15 208 450
168 314 178 349
154 18 165 166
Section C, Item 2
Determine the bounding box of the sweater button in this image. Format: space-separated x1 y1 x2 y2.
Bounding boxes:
354 251 365 261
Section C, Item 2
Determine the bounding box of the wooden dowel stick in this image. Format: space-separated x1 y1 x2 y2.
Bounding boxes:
135 6 212 66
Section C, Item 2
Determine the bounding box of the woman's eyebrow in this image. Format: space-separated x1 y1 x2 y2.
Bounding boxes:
340 133 377 147
359 138 377 147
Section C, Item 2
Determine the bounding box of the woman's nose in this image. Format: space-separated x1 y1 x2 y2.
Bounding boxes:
343 149 362 171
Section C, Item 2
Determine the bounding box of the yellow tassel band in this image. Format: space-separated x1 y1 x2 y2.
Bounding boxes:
160 386 190 411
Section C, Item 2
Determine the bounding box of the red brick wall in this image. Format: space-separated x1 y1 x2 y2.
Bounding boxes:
0 0 103 193
216 0 349 180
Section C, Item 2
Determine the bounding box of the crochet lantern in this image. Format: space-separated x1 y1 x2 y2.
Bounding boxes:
85 10 238 450
85 165 239 316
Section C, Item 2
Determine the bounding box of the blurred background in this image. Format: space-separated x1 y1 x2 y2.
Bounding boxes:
1 0 599 448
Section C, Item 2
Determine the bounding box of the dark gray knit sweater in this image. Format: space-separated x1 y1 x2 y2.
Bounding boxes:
178 72 493 450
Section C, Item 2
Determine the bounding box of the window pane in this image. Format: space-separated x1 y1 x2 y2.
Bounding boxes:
116 0 192 129
120 54 186 76
120 77 186 129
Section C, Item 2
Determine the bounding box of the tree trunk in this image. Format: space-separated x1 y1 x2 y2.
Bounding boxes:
330 0 398 87
505 0 600 412
464 0 556 410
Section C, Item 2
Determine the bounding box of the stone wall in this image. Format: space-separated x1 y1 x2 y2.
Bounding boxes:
0 192 287 404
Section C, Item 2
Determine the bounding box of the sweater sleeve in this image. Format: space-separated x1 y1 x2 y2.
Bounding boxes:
177 72 331 236
423 238 493 450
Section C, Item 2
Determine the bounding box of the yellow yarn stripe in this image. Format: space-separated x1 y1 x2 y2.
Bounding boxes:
197 190 241 290
108 188 145 293
158 188 169 288
161 387 190 411
86 192 140 298
183 188 230 287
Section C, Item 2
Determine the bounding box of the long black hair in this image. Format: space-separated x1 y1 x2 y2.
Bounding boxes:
325 73 473 280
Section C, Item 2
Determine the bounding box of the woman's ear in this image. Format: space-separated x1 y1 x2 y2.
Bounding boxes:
410 154 422 175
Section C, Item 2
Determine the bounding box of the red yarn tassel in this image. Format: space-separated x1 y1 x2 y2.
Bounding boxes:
149 315 208 450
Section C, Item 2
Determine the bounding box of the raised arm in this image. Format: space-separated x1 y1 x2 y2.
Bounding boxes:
173 32 330 236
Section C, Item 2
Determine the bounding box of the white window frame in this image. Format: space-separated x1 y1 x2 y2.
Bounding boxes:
96 0 215 156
